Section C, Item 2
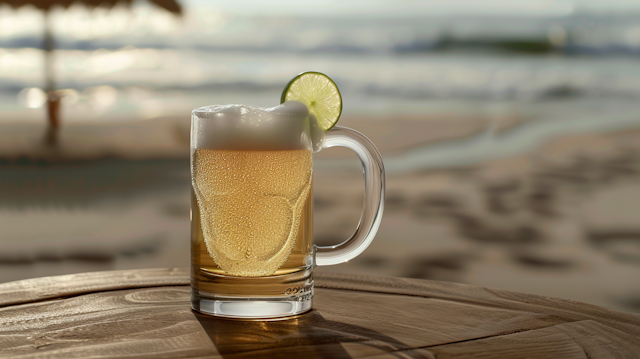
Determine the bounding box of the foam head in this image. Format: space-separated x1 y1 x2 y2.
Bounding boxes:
191 101 324 151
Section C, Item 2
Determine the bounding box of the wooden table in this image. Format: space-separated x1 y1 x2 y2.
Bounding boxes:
0 268 638 358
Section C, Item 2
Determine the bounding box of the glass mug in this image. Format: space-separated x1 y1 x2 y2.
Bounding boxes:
190 102 384 319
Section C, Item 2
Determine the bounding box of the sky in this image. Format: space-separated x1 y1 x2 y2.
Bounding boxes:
185 0 640 17
1 0 639 43
2 0 640 42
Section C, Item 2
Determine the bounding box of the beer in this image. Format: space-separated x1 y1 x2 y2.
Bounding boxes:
191 149 314 299
189 100 384 319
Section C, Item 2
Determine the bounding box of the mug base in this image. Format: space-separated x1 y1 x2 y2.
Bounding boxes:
192 292 312 319
191 266 314 319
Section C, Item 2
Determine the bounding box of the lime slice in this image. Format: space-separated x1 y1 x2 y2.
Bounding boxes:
281 72 342 131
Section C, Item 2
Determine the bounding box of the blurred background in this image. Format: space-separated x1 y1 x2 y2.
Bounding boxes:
1 0 639 313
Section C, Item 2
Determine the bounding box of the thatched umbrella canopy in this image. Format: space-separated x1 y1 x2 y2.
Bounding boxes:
1 0 181 12
1 0 182 146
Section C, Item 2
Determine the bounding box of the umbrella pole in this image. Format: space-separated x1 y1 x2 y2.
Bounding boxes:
43 10 60 147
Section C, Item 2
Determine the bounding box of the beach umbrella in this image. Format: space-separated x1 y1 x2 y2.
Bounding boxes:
1 0 182 146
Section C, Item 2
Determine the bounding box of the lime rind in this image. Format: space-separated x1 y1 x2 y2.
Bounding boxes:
281 71 342 131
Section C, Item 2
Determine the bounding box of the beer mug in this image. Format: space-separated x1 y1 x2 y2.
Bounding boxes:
190 101 384 319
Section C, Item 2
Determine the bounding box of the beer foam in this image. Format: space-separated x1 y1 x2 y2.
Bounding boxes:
192 101 325 152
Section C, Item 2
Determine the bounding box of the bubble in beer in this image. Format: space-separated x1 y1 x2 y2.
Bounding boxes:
192 149 312 276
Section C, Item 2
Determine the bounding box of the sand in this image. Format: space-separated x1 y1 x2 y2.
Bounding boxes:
1 114 639 313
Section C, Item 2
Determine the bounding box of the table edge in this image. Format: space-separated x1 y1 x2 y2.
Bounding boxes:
1 267 638 331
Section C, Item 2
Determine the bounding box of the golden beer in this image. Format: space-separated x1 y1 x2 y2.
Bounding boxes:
191 149 314 300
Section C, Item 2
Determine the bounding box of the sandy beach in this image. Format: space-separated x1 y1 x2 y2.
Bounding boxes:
1 112 639 313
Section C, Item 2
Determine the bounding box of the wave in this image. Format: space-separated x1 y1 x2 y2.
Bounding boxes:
4 37 640 58
2 76 640 102
2 41 640 102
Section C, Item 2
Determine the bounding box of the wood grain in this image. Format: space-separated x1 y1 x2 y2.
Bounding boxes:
0 267 189 308
0 268 638 358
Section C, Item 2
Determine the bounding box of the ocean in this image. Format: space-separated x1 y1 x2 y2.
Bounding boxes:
2 9 640 116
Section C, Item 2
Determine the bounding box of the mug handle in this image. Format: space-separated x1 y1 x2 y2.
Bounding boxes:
315 126 385 266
